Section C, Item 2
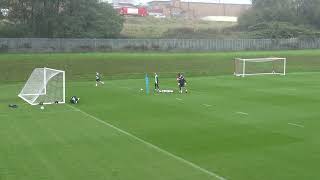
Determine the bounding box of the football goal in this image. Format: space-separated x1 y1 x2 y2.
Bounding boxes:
234 57 286 77
18 67 65 105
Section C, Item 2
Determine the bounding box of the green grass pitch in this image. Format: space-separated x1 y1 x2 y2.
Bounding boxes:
1 50 320 180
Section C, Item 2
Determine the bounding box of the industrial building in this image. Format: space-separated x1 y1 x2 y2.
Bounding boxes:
147 0 251 19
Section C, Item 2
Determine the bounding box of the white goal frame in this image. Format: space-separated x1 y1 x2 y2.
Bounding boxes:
234 57 286 77
18 67 66 105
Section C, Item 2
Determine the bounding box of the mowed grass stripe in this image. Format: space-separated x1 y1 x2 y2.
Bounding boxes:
0 108 218 180
61 72 319 180
0 83 219 180
67 104 226 180
2 50 320 83
0 83 225 180
2 51 320 179
82 74 320 179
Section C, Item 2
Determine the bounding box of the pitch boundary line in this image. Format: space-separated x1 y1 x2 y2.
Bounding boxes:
288 123 304 128
67 104 226 180
236 112 249 116
38 109 80 114
289 72 320 75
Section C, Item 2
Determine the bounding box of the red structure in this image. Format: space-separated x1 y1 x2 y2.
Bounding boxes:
118 7 148 16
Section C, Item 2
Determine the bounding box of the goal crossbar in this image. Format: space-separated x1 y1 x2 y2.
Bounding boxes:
235 57 286 62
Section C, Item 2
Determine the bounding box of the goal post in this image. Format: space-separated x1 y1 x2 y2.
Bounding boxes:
18 67 65 105
234 57 286 77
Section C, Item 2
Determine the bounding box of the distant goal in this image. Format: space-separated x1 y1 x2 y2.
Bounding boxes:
234 57 286 77
18 67 65 105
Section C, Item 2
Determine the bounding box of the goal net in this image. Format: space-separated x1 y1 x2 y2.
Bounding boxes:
18 67 65 105
234 57 286 77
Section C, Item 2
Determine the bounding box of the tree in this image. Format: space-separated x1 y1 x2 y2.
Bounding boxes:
239 0 297 27
0 0 124 38
296 0 320 28
54 0 124 38
239 0 320 38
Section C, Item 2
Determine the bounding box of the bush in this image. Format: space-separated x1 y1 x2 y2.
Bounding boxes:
0 44 8 52
0 21 31 37
1 1 124 38
245 22 320 39
162 27 235 39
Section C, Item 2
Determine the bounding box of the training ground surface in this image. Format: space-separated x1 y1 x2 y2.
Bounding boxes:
1 50 320 179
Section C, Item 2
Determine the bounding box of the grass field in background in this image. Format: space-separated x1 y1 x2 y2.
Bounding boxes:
1 49 320 82
121 17 236 38
1 50 320 179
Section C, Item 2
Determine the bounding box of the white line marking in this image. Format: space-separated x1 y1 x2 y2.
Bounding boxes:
176 98 183 101
203 104 212 107
67 104 226 180
39 109 80 114
289 72 320 75
236 112 249 115
288 123 304 128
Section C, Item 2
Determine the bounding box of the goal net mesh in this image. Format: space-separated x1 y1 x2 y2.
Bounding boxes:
234 58 286 77
18 68 65 105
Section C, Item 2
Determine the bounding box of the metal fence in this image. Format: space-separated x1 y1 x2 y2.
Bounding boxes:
1 38 320 52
